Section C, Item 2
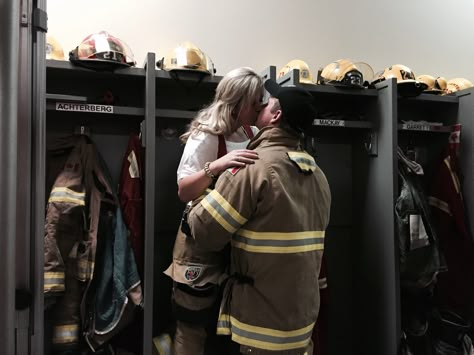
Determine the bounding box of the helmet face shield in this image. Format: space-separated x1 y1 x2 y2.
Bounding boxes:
320 59 373 88
70 31 136 69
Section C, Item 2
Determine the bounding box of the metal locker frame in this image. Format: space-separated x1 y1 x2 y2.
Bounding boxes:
0 0 47 354
0 1 21 353
456 88 474 239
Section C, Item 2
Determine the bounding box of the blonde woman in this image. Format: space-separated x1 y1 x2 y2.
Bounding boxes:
164 67 264 355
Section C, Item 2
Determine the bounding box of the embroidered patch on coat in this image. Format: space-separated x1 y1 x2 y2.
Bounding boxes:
184 266 202 281
287 151 317 173
228 166 242 175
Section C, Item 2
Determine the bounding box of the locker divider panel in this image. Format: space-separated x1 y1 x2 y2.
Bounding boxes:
457 88 474 239
353 79 399 355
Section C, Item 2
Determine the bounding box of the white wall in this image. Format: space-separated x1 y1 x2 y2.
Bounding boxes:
47 0 474 81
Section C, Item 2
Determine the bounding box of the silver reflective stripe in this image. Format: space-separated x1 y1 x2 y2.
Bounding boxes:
233 230 324 254
153 333 173 355
49 187 85 206
218 314 313 351
44 271 65 293
52 324 80 344
201 190 247 233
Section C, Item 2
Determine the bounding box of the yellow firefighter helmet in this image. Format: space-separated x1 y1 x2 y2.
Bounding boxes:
416 75 447 95
277 59 314 84
157 41 214 75
46 35 65 60
445 78 474 94
319 59 374 88
371 64 427 96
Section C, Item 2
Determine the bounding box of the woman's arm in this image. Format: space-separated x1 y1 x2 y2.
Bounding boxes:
177 149 258 202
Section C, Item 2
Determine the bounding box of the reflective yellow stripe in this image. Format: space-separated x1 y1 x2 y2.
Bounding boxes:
217 313 232 335
217 314 313 351
428 196 452 216
201 190 248 233
52 324 80 344
44 272 65 293
153 334 173 355
49 187 85 206
76 259 94 281
319 277 328 289
232 242 323 253
238 230 325 240
233 230 325 254
444 157 461 195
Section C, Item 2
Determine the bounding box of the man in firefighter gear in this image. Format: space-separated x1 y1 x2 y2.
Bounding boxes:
186 79 331 354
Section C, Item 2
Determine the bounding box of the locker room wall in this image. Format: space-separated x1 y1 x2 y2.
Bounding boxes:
46 0 474 80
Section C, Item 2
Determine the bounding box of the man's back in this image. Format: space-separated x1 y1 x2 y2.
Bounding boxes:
189 126 331 354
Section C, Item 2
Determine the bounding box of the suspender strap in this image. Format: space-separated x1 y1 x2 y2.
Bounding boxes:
217 126 254 159
217 135 227 158
242 125 254 139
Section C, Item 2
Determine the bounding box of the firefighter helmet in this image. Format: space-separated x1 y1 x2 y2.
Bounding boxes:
371 64 427 96
319 59 374 88
445 78 474 94
157 41 214 75
46 35 65 60
203 51 217 75
416 75 447 95
277 59 314 84
69 31 136 69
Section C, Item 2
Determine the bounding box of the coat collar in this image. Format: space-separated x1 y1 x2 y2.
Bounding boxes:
247 126 301 150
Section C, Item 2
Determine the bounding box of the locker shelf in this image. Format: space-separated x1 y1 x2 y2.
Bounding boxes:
400 93 459 103
277 69 378 97
46 59 146 78
156 109 195 119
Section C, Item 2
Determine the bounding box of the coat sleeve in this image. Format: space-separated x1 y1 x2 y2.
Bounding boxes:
188 164 268 252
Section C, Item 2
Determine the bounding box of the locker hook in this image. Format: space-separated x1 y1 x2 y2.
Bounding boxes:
364 131 378 156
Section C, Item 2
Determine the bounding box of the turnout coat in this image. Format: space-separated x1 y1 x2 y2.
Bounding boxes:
188 126 331 354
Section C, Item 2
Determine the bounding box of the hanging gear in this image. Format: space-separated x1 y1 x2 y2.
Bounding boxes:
416 75 447 95
445 78 474 94
157 41 215 75
46 35 65 60
371 64 427 97
431 309 473 355
69 31 136 70
277 59 315 84
319 59 374 88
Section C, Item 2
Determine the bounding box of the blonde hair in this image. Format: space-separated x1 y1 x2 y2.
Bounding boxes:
180 67 263 142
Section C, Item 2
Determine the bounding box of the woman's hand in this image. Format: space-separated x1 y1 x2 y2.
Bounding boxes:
209 149 259 175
